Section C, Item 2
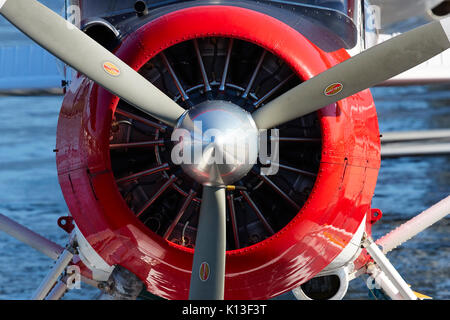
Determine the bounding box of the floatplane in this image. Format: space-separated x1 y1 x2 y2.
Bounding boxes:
0 0 449 300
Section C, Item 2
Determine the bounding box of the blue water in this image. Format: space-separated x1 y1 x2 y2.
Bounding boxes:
0 87 448 300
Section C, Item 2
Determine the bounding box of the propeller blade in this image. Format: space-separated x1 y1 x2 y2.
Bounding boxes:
0 0 185 127
252 17 450 129
189 185 226 300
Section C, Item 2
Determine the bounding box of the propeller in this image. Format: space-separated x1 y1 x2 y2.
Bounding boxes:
4 0 448 300
0 0 185 127
189 184 227 300
252 17 450 129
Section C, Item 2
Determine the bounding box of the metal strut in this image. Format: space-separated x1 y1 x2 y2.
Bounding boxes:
362 235 417 300
31 243 76 300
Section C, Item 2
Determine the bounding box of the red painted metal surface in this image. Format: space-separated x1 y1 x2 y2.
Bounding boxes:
56 5 381 299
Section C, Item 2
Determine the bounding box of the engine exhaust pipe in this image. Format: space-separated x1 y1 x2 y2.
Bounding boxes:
134 1 149 17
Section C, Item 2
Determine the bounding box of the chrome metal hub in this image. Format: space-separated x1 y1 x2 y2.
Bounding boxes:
173 100 259 186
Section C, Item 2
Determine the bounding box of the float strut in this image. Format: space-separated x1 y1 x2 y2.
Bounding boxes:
362 235 417 300
31 248 74 300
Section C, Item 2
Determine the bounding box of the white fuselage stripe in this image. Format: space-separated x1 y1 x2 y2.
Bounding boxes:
0 0 7 10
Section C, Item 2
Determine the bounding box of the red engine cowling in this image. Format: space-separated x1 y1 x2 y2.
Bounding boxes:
56 5 380 299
